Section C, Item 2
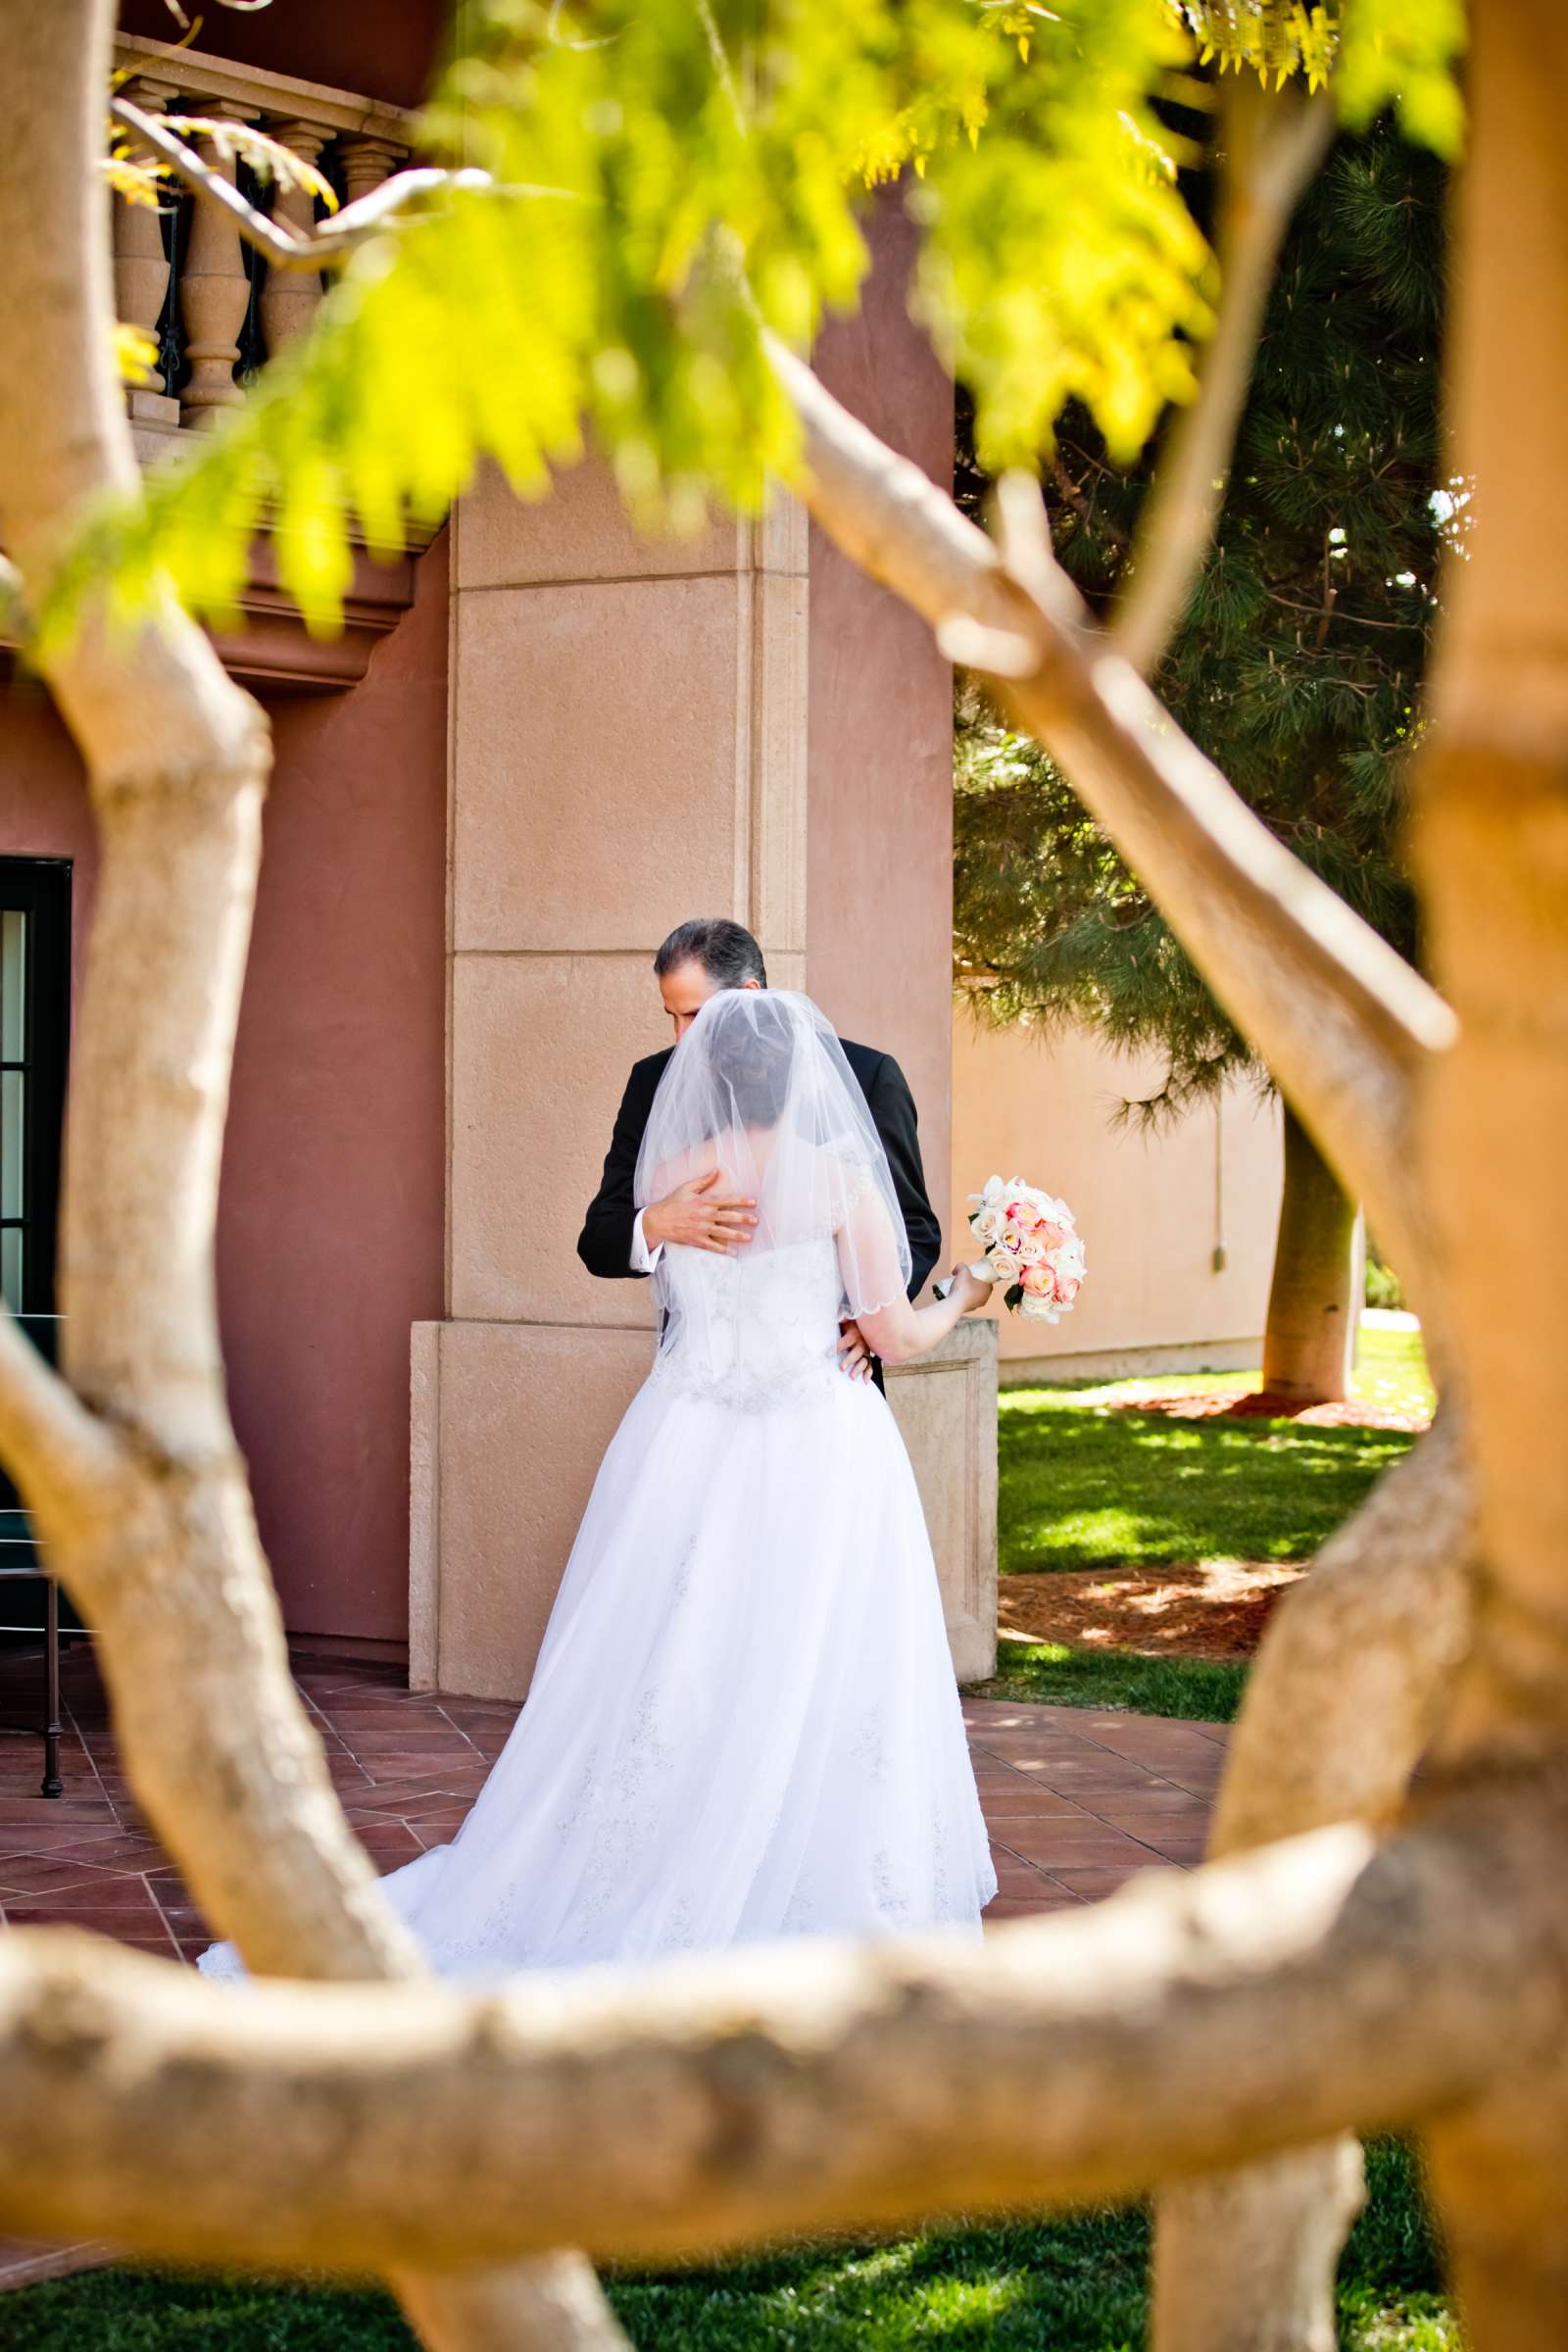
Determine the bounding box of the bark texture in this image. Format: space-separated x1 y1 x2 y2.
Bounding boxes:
0 1805 1544 2272
1152 1418 1475 2350
1411 12 1568 2301
1260 1106 1358 1404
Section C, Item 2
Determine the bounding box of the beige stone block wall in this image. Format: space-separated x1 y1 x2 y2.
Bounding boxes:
885 1320 998 1683
412 1316 998 1698
414 210 997 1704
411 1319 652 1697
414 450 816 1699
953 1015 1285 1381
449 954 662 1329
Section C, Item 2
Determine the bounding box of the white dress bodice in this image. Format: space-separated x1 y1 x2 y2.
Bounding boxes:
647 1236 848 1413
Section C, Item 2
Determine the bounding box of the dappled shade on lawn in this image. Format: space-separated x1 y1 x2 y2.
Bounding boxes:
7 2144 1449 2350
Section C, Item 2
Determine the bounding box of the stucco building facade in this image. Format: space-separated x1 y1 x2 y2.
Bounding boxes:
1 4 998 1691
952 1018 1285 1384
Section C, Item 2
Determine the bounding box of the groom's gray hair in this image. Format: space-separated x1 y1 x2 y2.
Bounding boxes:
654 918 767 990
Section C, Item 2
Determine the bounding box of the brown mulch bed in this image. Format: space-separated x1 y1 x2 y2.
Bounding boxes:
998 1558 1308 1662
1105 1387 1432 1435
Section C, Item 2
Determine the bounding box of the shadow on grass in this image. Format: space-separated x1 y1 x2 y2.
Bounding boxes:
999 1395 1415 1580
10 2146 1449 2348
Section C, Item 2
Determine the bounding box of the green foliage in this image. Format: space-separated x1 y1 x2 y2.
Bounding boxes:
50 0 1208 648
46 1 1464 653
1178 2 1465 157
956 126 1445 1115
1365 1234 1407 1310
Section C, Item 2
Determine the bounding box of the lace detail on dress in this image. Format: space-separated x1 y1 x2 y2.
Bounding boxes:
559 1682 681 1953
647 1233 852 1414
647 1349 842 1413
850 1698 890 1786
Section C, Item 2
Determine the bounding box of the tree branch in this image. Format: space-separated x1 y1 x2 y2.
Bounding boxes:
771 341 1456 1324
0 1813 1526 2271
1152 1410 1476 2347
0 1303 126 1527
1212 1410 1475 1854
111 94 499 270
5 12 621 2341
1112 76 1336 677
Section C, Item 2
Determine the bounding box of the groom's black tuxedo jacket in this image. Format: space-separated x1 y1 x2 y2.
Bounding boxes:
577 1037 942 1391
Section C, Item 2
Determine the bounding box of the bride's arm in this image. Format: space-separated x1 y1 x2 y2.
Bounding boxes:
835 1186 990 1366
856 1265 991 1365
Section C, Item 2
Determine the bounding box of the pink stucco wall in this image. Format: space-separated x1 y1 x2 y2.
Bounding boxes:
808 200 956 1262
0 533 449 1650
218 534 448 1646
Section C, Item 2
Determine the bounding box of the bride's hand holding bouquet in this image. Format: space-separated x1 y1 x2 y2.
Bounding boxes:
945 1262 995 1314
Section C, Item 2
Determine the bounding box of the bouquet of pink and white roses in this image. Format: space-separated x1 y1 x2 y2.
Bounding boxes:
964 1175 1086 1323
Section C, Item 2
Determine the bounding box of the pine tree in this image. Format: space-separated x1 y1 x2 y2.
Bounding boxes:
955 124 1445 1400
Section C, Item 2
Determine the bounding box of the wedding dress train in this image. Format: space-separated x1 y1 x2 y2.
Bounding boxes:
198 999 998 1986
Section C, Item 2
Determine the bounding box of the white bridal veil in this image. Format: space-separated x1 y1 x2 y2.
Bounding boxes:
633 989 912 1338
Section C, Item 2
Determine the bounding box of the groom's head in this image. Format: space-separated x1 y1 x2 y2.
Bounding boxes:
654 918 766 1041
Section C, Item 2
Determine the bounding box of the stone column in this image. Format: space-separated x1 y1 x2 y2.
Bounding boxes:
258 122 329 359
411 199 999 1701
885 1322 998 1682
336 134 408 214
808 194 997 1683
411 466 808 1697
178 101 256 425
112 74 180 430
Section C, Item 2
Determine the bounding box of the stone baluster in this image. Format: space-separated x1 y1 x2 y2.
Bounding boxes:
336 133 409 217
178 98 257 426
258 120 330 361
112 74 180 429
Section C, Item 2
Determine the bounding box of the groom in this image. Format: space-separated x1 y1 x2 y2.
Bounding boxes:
577 917 942 1391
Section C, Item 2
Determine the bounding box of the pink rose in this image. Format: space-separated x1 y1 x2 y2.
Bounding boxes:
1020 1263 1054 1295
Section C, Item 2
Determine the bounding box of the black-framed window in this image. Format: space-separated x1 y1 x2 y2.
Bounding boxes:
0 859 71 1316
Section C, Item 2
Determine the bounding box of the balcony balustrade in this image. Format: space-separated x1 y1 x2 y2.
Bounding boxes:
88 35 428 689
112 32 416 442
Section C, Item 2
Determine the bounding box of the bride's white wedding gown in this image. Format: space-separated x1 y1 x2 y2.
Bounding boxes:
199 1101 997 1988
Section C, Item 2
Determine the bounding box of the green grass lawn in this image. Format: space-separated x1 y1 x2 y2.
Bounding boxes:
10 2143 1451 2348
968 1324 1433 1722
997 1327 1430 1583
974 1638 1250 1721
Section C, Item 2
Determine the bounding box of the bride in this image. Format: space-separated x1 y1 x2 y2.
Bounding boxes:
199 988 997 1984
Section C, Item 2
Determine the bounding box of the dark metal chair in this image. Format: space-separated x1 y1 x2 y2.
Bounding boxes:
0 1314 76 1797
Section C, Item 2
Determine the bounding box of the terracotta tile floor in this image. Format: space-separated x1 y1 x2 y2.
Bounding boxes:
0 1639 1224 2293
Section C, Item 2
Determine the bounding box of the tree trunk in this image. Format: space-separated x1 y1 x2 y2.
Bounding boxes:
1152 1412 1474 2351
1260 1105 1358 1405
1154 2145 1365 2352
0 5 626 2343
1408 8 1568 2337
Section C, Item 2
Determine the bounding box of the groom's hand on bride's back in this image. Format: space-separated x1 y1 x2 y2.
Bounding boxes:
644 1167 760 1255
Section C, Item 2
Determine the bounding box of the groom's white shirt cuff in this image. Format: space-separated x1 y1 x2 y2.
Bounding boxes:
629 1209 662 1274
